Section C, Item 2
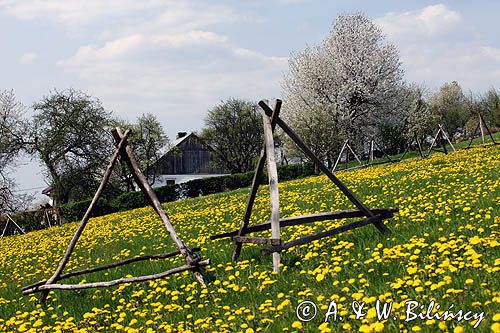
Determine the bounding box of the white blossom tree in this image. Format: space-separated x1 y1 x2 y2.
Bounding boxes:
282 12 405 156
0 90 31 213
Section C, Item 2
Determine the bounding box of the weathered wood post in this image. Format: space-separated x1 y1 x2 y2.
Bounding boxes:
262 102 281 273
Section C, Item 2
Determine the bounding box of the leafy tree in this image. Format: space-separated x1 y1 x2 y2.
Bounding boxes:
479 88 500 128
281 105 343 168
0 90 31 213
201 98 262 174
30 89 114 206
131 113 169 185
283 12 404 150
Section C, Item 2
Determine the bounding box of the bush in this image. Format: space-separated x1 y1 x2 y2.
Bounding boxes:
112 191 149 212
155 184 180 203
223 171 260 190
59 198 115 223
277 162 315 181
3 163 316 234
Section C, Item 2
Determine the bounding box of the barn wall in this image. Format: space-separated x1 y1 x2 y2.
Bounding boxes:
158 135 224 175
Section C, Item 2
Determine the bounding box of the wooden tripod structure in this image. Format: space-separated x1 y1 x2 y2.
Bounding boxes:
210 100 397 273
22 128 209 303
332 138 393 172
366 138 393 166
332 139 364 172
0 214 25 239
466 113 497 149
426 124 456 157
399 133 425 161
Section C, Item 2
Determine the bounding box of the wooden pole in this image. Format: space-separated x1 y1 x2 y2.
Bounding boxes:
426 127 441 157
262 111 281 272
231 100 281 262
467 122 480 148
263 215 381 254
24 260 209 293
1 219 8 238
211 208 397 239
369 140 374 164
333 140 348 172
39 130 131 303
415 134 424 158
373 140 393 162
440 125 456 152
346 142 362 164
45 210 52 228
480 113 497 145
7 214 25 234
22 247 201 292
259 100 389 234
111 128 206 286
479 115 486 146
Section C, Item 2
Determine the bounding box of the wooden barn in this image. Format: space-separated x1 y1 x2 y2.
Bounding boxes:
152 132 227 186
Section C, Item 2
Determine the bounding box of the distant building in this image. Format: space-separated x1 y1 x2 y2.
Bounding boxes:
152 132 228 186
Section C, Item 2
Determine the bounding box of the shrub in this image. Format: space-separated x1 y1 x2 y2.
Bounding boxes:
59 198 115 223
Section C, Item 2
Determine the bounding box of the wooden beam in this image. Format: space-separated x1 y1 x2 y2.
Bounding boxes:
231 100 281 262
23 260 209 294
439 124 456 152
262 215 382 254
373 140 393 162
259 100 389 234
426 126 442 157
111 128 207 286
210 208 397 240
21 247 201 292
480 113 498 145
262 109 281 273
232 236 281 246
333 140 348 172
346 142 362 164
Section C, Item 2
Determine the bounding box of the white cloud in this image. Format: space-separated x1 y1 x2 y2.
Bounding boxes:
0 0 166 26
35 0 286 133
376 4 462 38
375 4 500 91
151 31 227 48
19 52 36 64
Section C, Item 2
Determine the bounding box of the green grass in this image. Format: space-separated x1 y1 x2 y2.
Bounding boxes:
0 145 499 333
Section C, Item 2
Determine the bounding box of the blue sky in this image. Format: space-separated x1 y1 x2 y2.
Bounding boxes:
1 0 499 200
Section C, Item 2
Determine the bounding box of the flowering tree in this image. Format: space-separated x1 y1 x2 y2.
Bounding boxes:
429 81 468 138
282 13 404 156
0 90 31 213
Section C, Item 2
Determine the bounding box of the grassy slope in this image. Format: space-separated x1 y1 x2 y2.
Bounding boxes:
0 146 499 333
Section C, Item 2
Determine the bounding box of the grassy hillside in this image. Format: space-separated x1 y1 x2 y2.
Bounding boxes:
1 146 499 333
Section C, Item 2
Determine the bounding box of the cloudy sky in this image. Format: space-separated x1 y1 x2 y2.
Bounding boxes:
2 0 499 197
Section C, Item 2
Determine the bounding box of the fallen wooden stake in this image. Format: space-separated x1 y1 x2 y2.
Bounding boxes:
23 260 210 293
21 247 201 292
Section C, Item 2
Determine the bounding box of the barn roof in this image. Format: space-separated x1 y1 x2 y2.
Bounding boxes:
157 132 196 156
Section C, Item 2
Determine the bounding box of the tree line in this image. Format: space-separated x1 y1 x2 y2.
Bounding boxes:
1 12 499 214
